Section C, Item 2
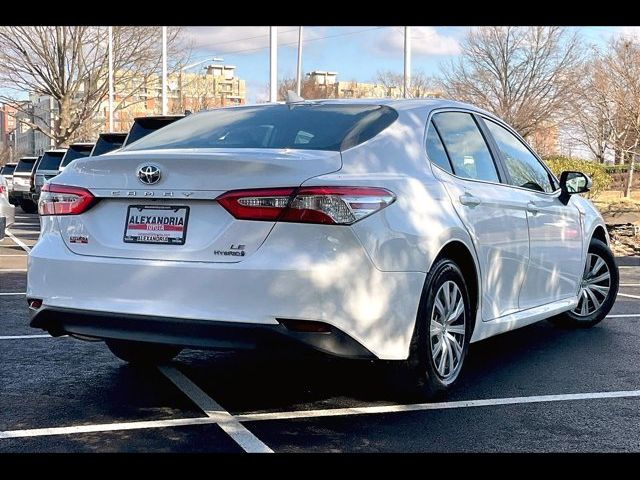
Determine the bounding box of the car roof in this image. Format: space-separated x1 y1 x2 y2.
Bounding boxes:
68 143 95 147
18 156 38 161
44 149 67 154
133 115 184 121
211 97 496 119
4 163 17 167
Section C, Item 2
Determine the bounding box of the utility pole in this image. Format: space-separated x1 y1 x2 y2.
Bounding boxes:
108 26 114 131
269 26 277 102
404 26 411 99
296 27 303 96
162 26 168 115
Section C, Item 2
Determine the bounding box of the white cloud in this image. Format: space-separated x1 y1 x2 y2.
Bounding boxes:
182 27 320 55
374 27 460 57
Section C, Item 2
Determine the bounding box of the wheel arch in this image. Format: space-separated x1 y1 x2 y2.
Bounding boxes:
432 240 480 327
591 225 609 245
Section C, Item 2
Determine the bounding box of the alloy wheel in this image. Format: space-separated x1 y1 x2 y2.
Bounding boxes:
429 280 466 381
572 253 611 317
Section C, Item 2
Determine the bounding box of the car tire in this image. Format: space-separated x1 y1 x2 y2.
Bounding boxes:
401 257 473 399
548 238 619 328
106 339 182 365
20 199 37 214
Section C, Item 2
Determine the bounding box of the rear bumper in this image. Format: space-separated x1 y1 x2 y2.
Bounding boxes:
30 306 376 359
28 221 426 360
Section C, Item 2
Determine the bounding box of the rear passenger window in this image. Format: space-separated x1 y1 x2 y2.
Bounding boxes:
432 112 500 183
425 121 453 173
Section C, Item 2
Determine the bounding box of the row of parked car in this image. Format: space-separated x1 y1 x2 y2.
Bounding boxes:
0 115 183 226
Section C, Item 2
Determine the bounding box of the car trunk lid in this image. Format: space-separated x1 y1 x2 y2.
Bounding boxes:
54 148 342 262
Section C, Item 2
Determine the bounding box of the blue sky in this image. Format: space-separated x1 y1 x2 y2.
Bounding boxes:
182 26 630 103
1 26 634 104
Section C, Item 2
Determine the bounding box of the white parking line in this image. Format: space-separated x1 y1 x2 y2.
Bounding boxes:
0 292 25 296
0 334 53 340
608 314 640 318
0 269 27 272
619 266 638 269
5 230 31 253
621 284 640 287
2 387 640 442
618 293 640 300
158 365 273 453
235 389 640 423
0 417 223 440
0 254 27 257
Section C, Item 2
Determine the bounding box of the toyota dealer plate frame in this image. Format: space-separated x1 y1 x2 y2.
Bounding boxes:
123 205 190 245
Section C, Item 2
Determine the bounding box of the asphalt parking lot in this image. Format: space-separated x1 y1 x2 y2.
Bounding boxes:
3 212 640 452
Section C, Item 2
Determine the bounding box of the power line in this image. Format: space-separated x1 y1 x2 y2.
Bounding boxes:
219 26 391 57
189 27 300 53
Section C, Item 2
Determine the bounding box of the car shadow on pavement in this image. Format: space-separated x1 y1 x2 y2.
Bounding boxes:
165 316 630 414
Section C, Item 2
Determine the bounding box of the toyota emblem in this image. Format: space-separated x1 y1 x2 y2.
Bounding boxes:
137 164 161 185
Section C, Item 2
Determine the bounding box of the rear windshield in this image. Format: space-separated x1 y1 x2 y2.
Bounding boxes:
91 134 127 156
37 151 65 171
14 158 37 173
123 117 183 147
124 104 399 152
60 145 94 167
1 165 16 175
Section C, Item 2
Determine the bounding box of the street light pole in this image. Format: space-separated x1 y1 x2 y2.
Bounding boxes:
162 26 168 115
404 26 411 99
108 26 114 131
269 26 277 102
296 26 303 96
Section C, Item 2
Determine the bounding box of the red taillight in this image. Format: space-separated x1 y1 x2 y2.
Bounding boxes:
217 186 395 225
38 183 97 216
0 185 4 195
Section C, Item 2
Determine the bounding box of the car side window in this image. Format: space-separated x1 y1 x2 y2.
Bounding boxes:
432 112 500 183
425 121 453 174
484 119 554 193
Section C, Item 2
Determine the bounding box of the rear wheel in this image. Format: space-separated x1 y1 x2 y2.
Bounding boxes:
106 339 182 365
20 199 37 214
549 238 619 328
402 258 473 399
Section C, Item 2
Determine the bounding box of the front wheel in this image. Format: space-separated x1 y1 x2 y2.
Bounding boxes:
549 238 619 328
401 258 473 399
106 339 182 365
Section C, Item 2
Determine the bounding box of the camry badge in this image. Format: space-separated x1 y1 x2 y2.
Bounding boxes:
137 164 161 185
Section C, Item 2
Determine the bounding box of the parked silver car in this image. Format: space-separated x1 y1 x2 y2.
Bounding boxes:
12 156 39 213
0 175 15 239
0 163 18 205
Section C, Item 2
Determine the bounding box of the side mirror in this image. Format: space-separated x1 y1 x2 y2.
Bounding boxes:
559 171 592 205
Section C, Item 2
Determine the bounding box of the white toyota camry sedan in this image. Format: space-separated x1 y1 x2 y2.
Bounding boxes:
27 99 619 397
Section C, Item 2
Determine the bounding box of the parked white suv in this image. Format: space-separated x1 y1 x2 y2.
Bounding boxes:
27 99 619 396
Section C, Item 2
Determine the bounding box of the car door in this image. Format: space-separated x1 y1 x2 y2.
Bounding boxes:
427 111 530 321
481 117 584 310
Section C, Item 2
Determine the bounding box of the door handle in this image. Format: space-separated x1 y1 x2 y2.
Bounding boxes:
459 193 481 207
527 201 539 214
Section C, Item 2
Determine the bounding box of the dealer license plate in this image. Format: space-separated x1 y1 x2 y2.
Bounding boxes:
123 205 190 245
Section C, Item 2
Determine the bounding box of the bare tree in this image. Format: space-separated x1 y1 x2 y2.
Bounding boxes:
376 70 440 98
439 27 583 138
278 77 338 100
0 145 10 166
566 59 612 163
594 39 640 196
0 26 189 147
